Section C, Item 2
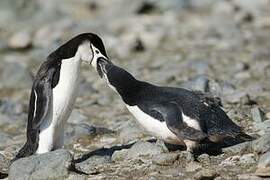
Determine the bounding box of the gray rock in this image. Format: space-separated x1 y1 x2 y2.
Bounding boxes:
182 75 209 92
188 60 209 75
0 153 8 172
126 141 166 160
254 120 270 134
251 107 265 123
0 99 25 116
239 153 256 165
185 161 202 172
222 141 252 154
68 110 88 124
152 153 178 166
197 153 210 163
233 0 268 15
219 156 240 167
255 150 270 177
223 91 252 104
66 174 87 180
0 133 12 150
0 62 33 89
75 155 111 174
237 174 263 180
9 149 73 180
266 112 270 119
8 31 32 49
252 132 270 154
208 80 235 97
118 122 144 144
153 0 188 11
65 122 96 142
194 169 218 180
0 113 12 126
178 151 195 162
111 149 129 162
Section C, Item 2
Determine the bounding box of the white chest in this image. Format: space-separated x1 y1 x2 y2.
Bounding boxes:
126 105 179 143
125 105 202 145
52 58 81 123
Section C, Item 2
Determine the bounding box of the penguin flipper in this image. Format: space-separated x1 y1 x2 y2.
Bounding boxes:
13 68 55 162
152 102 207 141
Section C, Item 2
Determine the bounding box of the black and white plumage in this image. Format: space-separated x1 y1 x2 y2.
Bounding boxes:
13 33 108 161
92 59 253 152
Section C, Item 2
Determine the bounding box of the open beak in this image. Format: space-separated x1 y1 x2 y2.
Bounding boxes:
97 57 111 78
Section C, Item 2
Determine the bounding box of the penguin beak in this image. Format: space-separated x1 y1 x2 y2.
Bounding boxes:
97 57 110 78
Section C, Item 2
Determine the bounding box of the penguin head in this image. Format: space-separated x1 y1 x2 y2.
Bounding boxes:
95 57 112 78
48 33 108 64
78 33 108 64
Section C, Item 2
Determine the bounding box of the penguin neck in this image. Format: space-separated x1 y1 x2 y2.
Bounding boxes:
103 64 144 105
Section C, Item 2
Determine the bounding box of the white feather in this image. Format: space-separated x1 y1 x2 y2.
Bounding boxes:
126 105 184 144
126 105 202 147
33 90 38 119
36 54 81 154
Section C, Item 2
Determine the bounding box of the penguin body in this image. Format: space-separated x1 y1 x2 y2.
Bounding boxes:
13 33 108 161
92 60 253 151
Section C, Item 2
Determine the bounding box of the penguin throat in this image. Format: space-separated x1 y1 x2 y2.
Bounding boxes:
105 65 142 103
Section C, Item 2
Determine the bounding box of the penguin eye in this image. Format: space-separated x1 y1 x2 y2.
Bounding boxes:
95 50 100 54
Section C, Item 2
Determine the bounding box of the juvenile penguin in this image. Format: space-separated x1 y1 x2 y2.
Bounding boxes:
13 33 108 161
91 58 253 152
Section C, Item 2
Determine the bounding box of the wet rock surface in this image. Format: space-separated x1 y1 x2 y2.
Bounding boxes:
0 0 270 179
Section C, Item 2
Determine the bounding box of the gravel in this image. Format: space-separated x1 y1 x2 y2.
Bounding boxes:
0 0 269 179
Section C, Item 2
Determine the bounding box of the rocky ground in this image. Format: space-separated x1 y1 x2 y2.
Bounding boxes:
0 0 270 179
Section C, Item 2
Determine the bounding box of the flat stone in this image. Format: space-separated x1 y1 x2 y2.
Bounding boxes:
8 31 32 49
251 107 265 123
239 153 256 165
254 120 270 134
185 161 202 172
66 174 87 180
75 155 111 174
111 149 129 162
152 153 178 166
252 132 270 154
9 149 73 180
68 110 88 124
126 141 166 160
219 156 240 167
255 151 270 177
194 169 218 180
197 154 210 163
118 123 144 144
237 174 263 180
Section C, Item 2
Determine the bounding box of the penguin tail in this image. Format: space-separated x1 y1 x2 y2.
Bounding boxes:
10 129 39 164
221 132 255 148
10 141 38 164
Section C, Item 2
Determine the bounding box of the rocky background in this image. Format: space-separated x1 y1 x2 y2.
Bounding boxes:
0 0 270 179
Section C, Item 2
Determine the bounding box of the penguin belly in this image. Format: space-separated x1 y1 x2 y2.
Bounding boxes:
36 59 81 154
126 105 185 145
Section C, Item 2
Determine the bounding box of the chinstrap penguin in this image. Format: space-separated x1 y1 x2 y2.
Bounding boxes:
12 33 108 162
91 58 253 153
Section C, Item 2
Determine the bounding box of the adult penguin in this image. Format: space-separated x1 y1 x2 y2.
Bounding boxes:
13 33 109 161
91 58 253 153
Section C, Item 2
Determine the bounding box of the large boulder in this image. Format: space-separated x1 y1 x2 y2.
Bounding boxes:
9 149 73 180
